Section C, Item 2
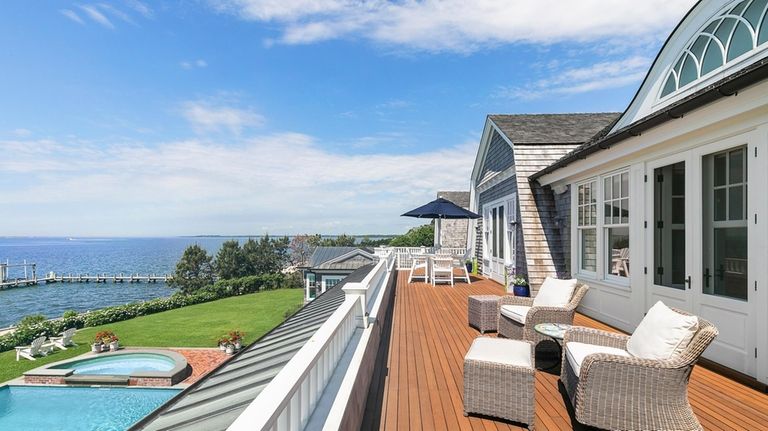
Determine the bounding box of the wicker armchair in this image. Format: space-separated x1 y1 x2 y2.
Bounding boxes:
561 311 718 431
497 283 589 344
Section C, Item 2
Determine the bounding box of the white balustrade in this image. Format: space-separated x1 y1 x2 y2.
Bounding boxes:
227 251 395 431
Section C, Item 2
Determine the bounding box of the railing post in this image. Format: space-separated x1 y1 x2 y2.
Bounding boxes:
342 282 368 329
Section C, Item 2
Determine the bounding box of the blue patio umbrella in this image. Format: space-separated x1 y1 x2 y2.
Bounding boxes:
401 197 480 247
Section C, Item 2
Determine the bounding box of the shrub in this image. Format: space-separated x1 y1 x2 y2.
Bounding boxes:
62 310 79 319
0 273 293 353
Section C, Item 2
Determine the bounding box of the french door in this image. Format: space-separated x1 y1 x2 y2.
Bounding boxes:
483 195 516 284
646 134 756 377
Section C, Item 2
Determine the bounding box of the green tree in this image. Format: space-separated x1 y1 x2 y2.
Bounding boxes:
306 233 357 247
214 240 245 280
289 234 315 266
242 235 286 276
388 224 434 247
170 244 214 294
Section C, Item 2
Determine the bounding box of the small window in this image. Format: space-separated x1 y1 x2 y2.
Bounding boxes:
577 181 597 273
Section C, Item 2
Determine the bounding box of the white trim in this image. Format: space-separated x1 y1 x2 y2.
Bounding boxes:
476 166 516 193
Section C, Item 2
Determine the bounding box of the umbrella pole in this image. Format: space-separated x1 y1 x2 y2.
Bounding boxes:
436 217 441 249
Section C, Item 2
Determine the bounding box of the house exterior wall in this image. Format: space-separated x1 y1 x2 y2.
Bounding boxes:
538 80 768 383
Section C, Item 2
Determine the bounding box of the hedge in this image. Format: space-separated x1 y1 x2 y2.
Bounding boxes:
0 273 296 353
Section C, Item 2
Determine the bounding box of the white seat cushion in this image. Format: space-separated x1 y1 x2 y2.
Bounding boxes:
626 301 699 360
565 341 632 377
532 277 577 307
465 337 532 368
500 305 530 324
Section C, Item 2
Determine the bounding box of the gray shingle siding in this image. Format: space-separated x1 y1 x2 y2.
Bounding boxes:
478 175 517 207
479 131 514 183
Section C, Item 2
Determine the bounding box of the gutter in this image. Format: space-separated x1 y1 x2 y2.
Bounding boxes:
531 54 768 181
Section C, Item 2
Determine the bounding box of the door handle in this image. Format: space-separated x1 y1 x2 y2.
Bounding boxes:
685 276 691 289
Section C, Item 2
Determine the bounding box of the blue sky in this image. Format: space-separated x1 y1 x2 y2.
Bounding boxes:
0 0 695 236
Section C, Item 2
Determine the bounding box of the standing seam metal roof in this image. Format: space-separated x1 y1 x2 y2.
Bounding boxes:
131 264 376 431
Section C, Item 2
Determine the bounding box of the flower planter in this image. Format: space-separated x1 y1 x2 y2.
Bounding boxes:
234 340 242 350
513 284 530 297
109 341 119 351
219 343 227 351
92 343 103 353
225 345 235 355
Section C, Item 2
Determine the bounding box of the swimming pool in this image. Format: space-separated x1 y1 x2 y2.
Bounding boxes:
0 385 179 430
25 349 189 386
50 353 175 375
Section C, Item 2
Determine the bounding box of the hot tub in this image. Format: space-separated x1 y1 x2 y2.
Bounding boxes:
24 349 189 387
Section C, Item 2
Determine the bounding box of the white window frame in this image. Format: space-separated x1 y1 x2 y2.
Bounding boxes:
576 179 598 277
603 170 631 285
574 168 632 287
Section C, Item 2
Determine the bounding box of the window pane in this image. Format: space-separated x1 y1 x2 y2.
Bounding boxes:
607 227 630 278
498 205 504 258
714 188 727 221
604 177 611 201
729 185 744 220
679 54 698 87
655 161 686 289
621 198 629 224
492 207 497 258
604 203 612 225
590 203 597 225
743 0 767 30
612 175 620 199
702 43 724 75
621 172 629 198
578 185 584 205
715 18 737 47
729 148 744 183
580 229 597 272
612 201 620 220
714 154 727 186
661 73 677 97
727 22 753 62
706 227 748 300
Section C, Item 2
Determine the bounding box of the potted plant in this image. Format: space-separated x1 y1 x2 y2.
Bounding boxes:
109 335 119 351
218 336 229 351
94 330 117 352
465 259 473 274
92 338 103 353
225 341 235 355
229 330 245 350
510 271 530 297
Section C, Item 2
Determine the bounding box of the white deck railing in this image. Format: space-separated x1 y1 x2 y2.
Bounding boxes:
375 246 468 270
227 251 395 431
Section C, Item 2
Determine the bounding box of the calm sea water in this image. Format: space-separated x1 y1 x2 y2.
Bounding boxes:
0 237 238 327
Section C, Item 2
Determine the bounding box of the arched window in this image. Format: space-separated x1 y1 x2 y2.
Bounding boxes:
660 0 768 99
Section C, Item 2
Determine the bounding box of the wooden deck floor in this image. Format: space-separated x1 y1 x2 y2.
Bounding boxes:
362 271 768 431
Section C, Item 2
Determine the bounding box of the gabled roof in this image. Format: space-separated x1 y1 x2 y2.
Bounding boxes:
437 191 469 208
307 246 375 271
489 113 620 145
307 246 372 268
132 264 376 431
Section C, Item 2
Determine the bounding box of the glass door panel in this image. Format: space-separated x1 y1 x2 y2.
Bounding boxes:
702 147 748 300
654 161 687 289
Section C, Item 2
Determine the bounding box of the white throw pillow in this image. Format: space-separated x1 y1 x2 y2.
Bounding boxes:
532 277 577 307
626 301 699 360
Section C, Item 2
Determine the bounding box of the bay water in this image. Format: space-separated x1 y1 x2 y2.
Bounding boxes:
0 237 237 328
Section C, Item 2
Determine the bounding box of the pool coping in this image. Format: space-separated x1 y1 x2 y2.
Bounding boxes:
22 348 189 387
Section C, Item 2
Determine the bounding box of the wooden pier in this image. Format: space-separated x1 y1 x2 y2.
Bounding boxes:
0 264 172 289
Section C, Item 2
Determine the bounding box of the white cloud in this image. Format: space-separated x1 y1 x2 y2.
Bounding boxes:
11 128 32 137
497 56 652 100
124 0 153 18
208 0 696 53
78 4 114 28
97 3 137 26
181 101 265 134
60 9 85 25
180 59 208 69
0 133 476 235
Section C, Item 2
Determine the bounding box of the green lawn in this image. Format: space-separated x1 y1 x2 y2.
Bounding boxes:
0 288 303 385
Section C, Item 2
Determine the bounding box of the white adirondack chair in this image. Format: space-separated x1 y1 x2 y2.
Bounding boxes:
452 249 472 284
51 328 77 350
408 253 430 283
432 257 454 286
15 336 52 361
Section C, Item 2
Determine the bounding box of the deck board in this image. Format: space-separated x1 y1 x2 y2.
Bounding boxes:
363 271 768 431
